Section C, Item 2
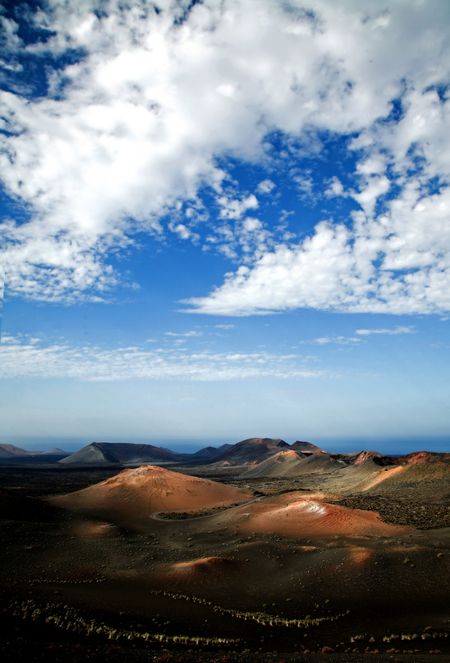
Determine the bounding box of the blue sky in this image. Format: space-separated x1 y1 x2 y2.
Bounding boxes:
0 0 449 452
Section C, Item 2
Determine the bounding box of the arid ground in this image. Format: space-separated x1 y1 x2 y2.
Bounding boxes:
0 444 449 662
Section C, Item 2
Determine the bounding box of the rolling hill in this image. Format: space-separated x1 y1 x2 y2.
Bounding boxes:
49 465 252 522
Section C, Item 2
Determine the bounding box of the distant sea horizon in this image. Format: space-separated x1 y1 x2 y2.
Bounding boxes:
2 435 449 456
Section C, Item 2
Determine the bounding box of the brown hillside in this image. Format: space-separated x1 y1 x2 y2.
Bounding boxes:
49 465 252 522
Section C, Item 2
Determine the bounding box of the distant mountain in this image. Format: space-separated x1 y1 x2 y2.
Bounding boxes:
402 451 450 465
0 444 69 463
190 444 233 461
293 452 342 473
335 450 450 468
245 449 343 479
209 437 290 466
291 440 324 455
242 449 306 478
60 442 182 466
0 444 31 458
59 438 334 468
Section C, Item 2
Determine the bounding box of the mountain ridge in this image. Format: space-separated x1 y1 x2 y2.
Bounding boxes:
1 437 448 469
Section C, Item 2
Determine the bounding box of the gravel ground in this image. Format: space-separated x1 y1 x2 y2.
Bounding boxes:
333 495 450 529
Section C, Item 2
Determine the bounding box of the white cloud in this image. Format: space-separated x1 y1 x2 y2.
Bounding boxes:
0 15 21 50
217 194 259 220
173 223 192 240
293 173 315 203
309 336 361 345
0 334 322 381
324 177 345 198
257 179 276 195
204 208 273 262
355 326 415 336
187 184 450 316
352 175 390 216
0 0 449 312
356 154 387 177
165 330 203 338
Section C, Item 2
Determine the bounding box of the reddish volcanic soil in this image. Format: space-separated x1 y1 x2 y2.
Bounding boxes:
405 451 450 464
48 465 252 522
70 520 118 538
231 492 411 538
164 556 237 585
362 465 406 490
171 556 230 572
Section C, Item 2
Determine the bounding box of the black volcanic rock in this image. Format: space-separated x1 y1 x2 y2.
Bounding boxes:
0 488 59 521
59 442 182 466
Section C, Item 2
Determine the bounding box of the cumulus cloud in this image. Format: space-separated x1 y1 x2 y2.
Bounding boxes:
0 0 449 312
187 185 450 315
0 334 321 381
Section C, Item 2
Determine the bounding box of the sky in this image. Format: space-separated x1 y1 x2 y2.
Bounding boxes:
0 0 449 453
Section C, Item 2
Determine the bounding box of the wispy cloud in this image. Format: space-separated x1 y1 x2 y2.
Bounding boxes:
164 331 203 338
355 326 416 336
0 334 322 382
308 336 361 346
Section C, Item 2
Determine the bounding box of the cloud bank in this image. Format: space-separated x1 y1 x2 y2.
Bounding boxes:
0 0 449 313
0 334 320 381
